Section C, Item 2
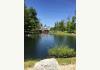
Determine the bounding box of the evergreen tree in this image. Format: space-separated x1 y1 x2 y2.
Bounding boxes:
66 16 76 33
24 5 40 36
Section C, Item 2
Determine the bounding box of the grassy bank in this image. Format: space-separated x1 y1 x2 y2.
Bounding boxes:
24 59 39 68
25 45 76 68
48 45 76 58
24 57 76 68
49 31 76 36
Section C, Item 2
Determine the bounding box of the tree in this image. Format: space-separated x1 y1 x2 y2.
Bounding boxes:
66 16 76 33
24 5 40 36
51 20 66 31
72 16 76 32
59 20 65 31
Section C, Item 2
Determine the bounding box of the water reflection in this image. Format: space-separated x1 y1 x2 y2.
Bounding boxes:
24 34 40 59
24 34 76 59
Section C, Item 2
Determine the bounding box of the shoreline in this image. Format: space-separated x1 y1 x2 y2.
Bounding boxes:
24 57 76 69
49 31 76 36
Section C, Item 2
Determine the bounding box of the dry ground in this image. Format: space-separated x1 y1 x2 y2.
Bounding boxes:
25 64 75 70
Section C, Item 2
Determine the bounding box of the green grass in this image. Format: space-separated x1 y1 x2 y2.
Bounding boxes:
24 59 39 68
24 57 76 68
57 57 76 65
49 31 76 36
48 45 76 58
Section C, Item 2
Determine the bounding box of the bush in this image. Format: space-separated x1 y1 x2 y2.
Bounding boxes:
48 45 76 58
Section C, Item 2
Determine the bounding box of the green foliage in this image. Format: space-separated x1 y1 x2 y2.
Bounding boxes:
24 5 41 36
59 21 66 31
66 16 76 33
50 16 76 33
50 20 66 32
48 45 76 58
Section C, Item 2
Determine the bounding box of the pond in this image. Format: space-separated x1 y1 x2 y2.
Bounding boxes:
24 34 76 59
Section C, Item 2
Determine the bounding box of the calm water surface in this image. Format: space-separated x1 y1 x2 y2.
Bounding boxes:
24 34 76 59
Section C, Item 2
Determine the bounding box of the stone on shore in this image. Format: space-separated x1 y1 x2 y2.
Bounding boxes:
32 58 60 70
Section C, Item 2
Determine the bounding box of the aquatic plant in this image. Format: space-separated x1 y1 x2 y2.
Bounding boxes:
48 45 76 58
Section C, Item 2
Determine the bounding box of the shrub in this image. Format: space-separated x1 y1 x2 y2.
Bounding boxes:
48 45 76 58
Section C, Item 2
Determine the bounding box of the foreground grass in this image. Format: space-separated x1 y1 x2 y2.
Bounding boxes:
57 57 76 65
24 59 39 68
49 31 76 36
24 57 76 68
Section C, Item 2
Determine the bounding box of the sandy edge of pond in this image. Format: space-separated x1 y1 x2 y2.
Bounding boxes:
25 64 76 70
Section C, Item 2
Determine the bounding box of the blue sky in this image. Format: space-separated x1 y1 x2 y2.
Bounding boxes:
25 0 76 27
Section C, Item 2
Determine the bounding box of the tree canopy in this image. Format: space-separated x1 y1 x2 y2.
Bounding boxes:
24 5 41 36
50 16 76 33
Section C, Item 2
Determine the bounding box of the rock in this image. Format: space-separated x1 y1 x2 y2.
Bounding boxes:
32 58 60 70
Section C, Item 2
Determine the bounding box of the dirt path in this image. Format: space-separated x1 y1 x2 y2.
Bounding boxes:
25 64 75 70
